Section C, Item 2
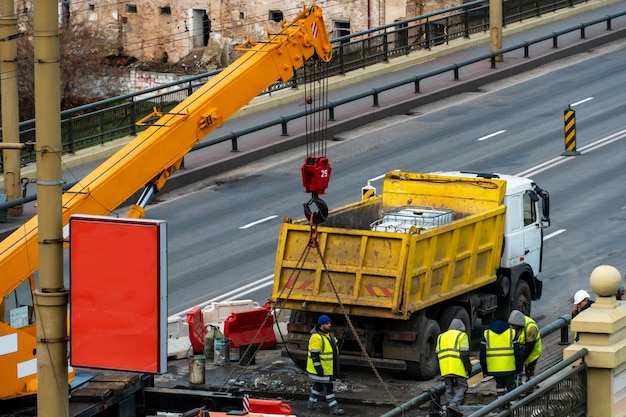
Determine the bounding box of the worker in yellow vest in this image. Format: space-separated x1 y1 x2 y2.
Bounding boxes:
436 318 472 417
479 316 522 398
508 310 542 383
306 314 345 415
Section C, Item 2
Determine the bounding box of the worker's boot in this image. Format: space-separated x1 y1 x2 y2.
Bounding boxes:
307 400 324 410
447 405 463 417
330 405 345 415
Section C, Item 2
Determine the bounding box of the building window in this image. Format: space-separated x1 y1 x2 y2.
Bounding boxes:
333 20 350 39
160 6 171 15
269 10 283 22
239 11 245 19
88 3 95 11
126 4 137 13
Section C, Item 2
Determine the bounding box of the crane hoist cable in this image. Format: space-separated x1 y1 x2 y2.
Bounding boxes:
301 60 331 225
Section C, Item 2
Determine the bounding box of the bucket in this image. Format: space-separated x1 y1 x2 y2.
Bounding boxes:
204 335 214 361
188 354 206 384
214 338 230 366
229 346 240 362
239 345 256 366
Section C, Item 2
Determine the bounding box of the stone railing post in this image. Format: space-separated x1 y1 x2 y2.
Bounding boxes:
564 265 626 417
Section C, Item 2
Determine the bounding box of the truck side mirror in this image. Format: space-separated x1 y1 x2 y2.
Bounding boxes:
539 189 550 228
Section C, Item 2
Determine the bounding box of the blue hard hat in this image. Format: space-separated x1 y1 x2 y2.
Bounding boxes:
318 315 331 325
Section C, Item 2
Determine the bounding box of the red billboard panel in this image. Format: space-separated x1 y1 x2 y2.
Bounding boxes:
69 215 167 373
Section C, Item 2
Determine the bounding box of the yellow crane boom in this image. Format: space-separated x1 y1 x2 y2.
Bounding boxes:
0 5 331 400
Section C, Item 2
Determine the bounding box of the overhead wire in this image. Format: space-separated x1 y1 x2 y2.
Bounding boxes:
0 0 361 83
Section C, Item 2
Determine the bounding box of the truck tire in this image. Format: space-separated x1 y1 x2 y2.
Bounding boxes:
438 306 471 336
513 280 532 316
407 318 440 380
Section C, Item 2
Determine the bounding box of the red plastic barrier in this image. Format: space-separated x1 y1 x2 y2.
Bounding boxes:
223 303 276 349
247 398 293 415
186 306 207 354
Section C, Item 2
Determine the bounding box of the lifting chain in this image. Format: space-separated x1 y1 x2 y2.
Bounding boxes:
219 238 314 392
218 301 275 392
308 212 320 247
263 223 402 412
310 243 401 410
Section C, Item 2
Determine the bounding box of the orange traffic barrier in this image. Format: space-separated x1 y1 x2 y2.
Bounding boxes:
248 398 293 415
186 306 207 354
223 302 276 350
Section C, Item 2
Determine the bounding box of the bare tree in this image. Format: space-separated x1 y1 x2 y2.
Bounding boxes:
9 12 125 121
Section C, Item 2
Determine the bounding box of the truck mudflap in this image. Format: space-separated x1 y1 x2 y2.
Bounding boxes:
535 278 543 299
280 348 407 371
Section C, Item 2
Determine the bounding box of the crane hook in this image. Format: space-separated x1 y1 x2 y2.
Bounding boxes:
303 192 328 225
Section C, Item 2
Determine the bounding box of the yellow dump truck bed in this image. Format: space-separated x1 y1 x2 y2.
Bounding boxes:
272 172 507 319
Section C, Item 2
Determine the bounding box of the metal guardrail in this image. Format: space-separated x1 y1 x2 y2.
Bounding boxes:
380 314 587 417
467 348 587 417
0 0 591 168
190 10 626 157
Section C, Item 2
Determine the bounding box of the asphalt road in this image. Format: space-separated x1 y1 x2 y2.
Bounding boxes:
146 35 626 327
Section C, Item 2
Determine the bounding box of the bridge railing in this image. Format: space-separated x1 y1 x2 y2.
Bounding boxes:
380 314 587 417
467 347 588 417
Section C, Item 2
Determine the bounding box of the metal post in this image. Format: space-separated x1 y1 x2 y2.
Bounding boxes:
562 105 581 156
0 0 22 215
490 0 503 62
34 0 69 416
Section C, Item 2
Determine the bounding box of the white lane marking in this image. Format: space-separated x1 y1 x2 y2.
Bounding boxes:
239 215 278 229
175 275 276 315
209 280 274 303
517 127 626 178
369 169 400 183
477 130 507 142
544 229 566 240
204 275 274 305
570 97 593 107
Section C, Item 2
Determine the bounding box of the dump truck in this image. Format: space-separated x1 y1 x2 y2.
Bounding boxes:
271 170 550 380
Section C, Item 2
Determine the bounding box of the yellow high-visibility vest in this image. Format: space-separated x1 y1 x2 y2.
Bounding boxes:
484 328 516 373
518 316 542 364
437 329 469 377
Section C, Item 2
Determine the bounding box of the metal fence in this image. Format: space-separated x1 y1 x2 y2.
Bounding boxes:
467 349 588 417
1 0 590 168
380 315 588 417
182 10 626 164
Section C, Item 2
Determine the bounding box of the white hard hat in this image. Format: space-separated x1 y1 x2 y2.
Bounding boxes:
573 290 590 305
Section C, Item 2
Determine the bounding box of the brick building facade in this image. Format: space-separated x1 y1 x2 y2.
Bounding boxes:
17 0 454 65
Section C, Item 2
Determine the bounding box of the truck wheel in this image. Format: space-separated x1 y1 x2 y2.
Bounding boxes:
438 306 471 336
408 318 440 380
513 280 532 316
